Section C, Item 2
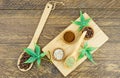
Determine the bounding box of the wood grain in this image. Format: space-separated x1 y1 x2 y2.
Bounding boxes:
0 0 119 9
0 0 119 78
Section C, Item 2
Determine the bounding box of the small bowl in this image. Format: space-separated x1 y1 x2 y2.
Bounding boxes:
52 48 65 61
63 31 75 43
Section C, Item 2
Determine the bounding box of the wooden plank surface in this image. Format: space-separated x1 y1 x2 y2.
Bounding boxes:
0 0 119 78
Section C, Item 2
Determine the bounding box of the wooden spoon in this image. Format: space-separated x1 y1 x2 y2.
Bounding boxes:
64 31 87 67
17 3 53 71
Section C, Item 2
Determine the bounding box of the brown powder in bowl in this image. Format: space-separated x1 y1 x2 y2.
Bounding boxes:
63 31 75 43
82 27 94 39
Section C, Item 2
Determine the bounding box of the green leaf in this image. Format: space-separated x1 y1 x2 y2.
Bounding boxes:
80 11 85 22
24 48 37 57
78 25 83 31
78 42 96 64
23 44 50 66
86 47 96 52
73 21 81 25
78 49 86 60
86 51 95 64
84 42 88 49
37 59 41 66
82 18 91 26
24 57 37 63
72 11 91 31
35 44 40 55
40 52 46 57
85 18 91 25
80 25 85 30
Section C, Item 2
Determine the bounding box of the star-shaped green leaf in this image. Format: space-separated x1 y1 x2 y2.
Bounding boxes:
73 11 91 31
78 42 96 64
24 44 47 66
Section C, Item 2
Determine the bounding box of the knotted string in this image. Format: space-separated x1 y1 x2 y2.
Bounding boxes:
48 1 65 10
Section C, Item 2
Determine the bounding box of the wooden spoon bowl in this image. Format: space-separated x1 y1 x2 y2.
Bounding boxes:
17 52 33 71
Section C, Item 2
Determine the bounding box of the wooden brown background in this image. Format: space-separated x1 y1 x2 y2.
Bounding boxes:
0 0 119 78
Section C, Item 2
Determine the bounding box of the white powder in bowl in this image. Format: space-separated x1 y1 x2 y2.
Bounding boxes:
53 49 64 60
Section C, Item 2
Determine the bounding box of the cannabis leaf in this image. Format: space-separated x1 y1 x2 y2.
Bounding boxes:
73 11 91 31
24 44 47 66
78 42 96 64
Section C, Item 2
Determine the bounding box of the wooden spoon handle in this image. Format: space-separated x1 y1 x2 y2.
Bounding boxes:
72 31 87 57
28 3 53 49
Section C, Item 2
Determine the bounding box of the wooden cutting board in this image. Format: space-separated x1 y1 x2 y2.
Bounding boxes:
42 13 109 76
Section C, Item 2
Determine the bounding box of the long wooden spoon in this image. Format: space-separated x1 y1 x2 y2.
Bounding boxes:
64 31 87 67
17 3 53 71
